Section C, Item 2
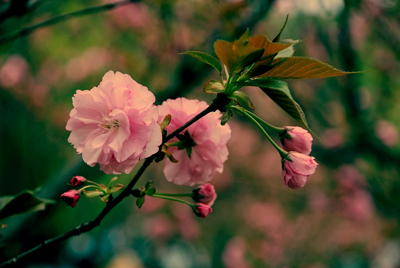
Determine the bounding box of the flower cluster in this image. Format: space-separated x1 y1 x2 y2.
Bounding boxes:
66 71 162 175
158 98 231 186
280 127 318 190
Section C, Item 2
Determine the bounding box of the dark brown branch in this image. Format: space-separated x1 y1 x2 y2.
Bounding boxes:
0 0 142 45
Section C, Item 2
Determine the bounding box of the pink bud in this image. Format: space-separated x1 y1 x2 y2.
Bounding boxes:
60 190 80 208
281 126 313 155
282 152 318 190
193 183 217 206
70 176 86 187
193 203 213 218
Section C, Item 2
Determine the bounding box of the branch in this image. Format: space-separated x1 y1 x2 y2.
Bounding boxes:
0 95 226 267
0 0 141 45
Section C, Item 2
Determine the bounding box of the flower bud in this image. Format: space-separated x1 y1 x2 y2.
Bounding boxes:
192 183 217 206
193 203 213 218
280 126 313 155
60 190 80 208
70 176 86 187
282 152 318 190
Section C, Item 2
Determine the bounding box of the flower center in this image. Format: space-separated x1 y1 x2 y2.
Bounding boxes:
99 114 119 132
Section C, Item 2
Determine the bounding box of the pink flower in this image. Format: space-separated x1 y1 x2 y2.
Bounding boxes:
66 71 162 174
280 126 313 155
70 176 86 187
60 190 80 208
282 152 318 189
193 203 213 218
158 98 231 186
192 183 217 206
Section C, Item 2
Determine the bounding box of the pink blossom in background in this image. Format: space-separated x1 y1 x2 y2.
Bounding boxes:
194 203 213 218
60 190 80 208
281 126 313 155
0 55 29 88
158 98 231 186
192 183 217 206
222 237 249 268
70 176 86 187
172 203 200 240
65 47 112 82
321 128 344 149
282 152 318 189
339 190 374 223
337 165 366 192
66 71 162 174
375 120 398 147
143 214 173 240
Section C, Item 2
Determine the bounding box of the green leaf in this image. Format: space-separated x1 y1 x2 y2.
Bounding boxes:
0 191 55 220
214 30 264 73
221 107 233 125
181 51 222 73
204 80 225 94
275 45 296 58
259 57 351 79
231 91 255 110
186 146 192 158
136 197 145 208
257 79 309 128
144 181 153 191
272 14 289 42
145 187 157 196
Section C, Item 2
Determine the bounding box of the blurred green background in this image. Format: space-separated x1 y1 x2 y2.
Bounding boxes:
0 0 400 267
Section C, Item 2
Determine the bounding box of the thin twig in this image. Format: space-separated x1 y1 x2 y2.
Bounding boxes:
0 96 225 267
0 0 141 45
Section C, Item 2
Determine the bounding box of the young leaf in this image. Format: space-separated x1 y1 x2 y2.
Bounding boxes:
107 176 118 189
214 30 264 73
145 187 157 196
100 194 110 203
259 57 351 79
160 114 171 131
221 107 233 125
248 35 291 58
275 45 295 58
231 91 255 110
109 184 124 193
144 181 153 191
136 197 145 208
0 191 55 220
204 80 225 94
272 14 289 42
180 51 222 73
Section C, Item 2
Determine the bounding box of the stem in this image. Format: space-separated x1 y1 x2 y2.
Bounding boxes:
0 0 141 44
166 141 185 147
152 194 194 207
86 180 104 188
232 106 288 159
78 185 104 193
155 193 193 197
164 94 228 143
244 110 285 135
